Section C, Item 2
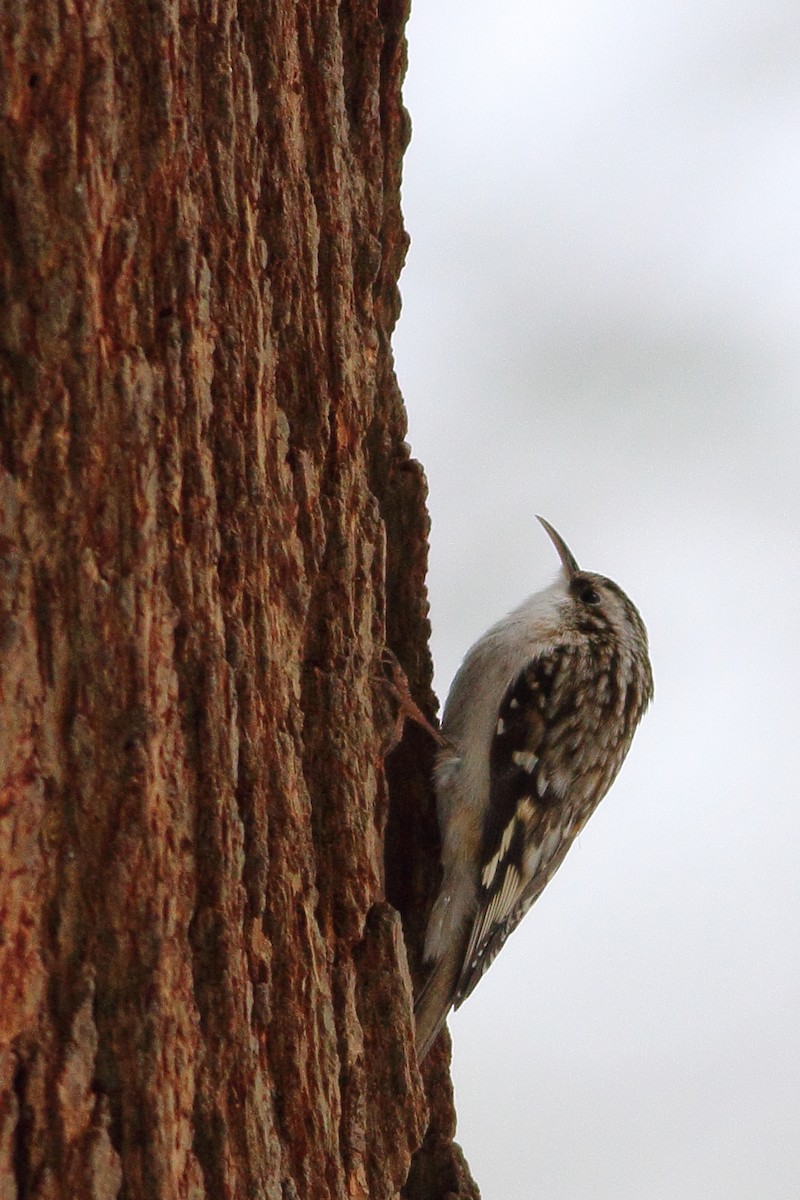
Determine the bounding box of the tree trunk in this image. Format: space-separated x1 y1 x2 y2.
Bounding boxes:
0 1 479 1198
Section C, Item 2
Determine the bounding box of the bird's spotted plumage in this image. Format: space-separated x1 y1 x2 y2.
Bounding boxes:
414 519 653 1061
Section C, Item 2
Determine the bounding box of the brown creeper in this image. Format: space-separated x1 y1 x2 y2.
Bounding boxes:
413 518 653 1061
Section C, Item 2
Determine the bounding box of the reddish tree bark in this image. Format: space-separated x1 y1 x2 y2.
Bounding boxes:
0 1 479 1197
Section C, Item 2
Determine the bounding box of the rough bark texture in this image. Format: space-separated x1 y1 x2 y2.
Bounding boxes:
0 1 479 1198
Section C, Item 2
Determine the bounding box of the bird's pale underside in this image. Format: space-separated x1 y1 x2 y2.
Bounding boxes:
413 518 653 1061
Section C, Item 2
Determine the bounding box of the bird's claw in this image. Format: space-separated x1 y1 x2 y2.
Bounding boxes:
376 647 448 752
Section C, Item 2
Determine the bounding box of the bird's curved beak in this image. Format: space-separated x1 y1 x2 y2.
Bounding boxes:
536 516 580 579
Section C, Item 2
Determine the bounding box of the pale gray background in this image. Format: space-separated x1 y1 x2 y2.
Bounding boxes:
394 2 800 1197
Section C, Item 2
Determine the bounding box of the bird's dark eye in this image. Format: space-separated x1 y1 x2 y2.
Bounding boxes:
578 583 601 605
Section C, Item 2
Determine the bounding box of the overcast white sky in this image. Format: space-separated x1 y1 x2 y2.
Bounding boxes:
394 3 800 1197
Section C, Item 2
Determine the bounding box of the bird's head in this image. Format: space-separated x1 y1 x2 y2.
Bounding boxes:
537 516 651 679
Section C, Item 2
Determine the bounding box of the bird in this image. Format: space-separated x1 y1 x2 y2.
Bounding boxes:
390 517 653 1062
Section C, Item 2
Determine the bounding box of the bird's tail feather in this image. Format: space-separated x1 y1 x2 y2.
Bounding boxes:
414 950 461 1062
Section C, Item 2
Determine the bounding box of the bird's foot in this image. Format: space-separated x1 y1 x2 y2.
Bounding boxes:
377 648 449 753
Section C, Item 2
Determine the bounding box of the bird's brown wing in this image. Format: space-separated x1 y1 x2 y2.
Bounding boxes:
452 648 577 1007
